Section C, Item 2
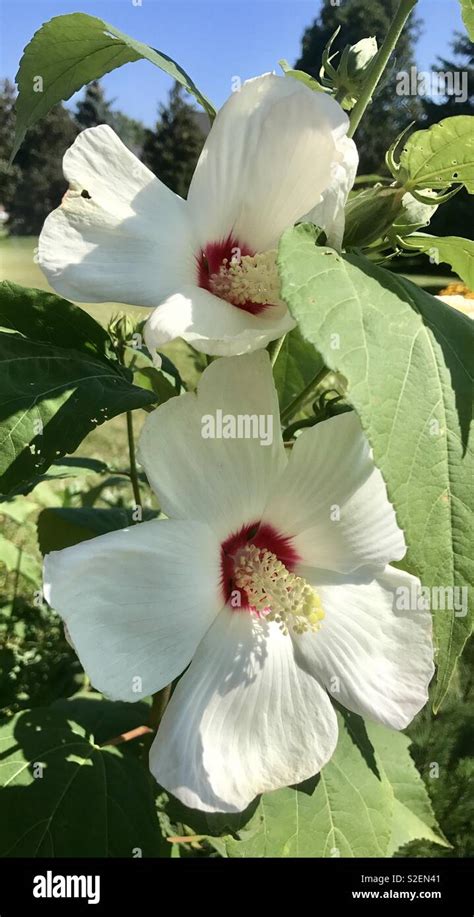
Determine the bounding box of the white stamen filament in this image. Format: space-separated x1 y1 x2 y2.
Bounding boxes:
234 544 325 635
209 250 284 306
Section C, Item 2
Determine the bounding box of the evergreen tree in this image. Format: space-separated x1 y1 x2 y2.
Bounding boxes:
75 81 146 155
295 0 422 174
75 80 114 129
7 101 78 235
111 111 146 156
142 83 205 197
0 80 19 212
422 33 473 123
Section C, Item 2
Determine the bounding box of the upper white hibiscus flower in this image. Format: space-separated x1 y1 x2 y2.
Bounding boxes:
44 351 434 813
38 74 358 356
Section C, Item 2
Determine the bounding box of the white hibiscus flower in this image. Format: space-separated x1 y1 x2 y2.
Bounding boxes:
44 351 434 813
38 74 357 357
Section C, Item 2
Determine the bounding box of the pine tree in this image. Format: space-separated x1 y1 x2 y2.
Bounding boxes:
0 79 20 214
7 102 78 235
142 83 205 197
295 0 422 174
75 80 114 130
111 111 146 156
75 81 146 155
422 33 473 123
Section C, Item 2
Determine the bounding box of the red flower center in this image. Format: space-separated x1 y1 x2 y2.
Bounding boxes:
197 236 272 316
220 521 299 610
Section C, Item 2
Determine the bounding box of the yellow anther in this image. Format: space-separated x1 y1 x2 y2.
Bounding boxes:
233 544 325 635
209 250 284 307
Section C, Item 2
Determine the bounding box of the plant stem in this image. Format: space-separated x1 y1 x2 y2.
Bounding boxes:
268 333 287 367
141 684 172 762
126 411 142 510
280 365 332 425
348 0 418 139
149 684 172 731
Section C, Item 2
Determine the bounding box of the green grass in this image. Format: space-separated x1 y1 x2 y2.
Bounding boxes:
0 235 145 326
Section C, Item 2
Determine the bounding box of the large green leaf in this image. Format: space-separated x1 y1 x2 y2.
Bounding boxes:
208 713 445 857
37 506 159 554
272 327 324 412
0 332 154 499
278 224 473 710
216 713 393 858
0 702 166 856
51 690 151 749
399 234 474 289
0 281 113 363
459 0 474 40
8 457 110 498
366 723 449 854
399 116 474 193
13 13 215 159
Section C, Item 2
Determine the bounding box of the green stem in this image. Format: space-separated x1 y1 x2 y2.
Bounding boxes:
348 0 418 139
126 411 142 511
280 366 332 425
268 333 287 368
149 684 172 731
141 684 172 762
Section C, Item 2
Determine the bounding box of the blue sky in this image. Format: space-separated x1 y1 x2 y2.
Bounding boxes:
0 0 466 126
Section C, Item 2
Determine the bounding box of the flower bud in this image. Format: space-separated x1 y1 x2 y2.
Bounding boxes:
340 37 378 84
108 312 136 345
343 184 405 248
321 34 379 110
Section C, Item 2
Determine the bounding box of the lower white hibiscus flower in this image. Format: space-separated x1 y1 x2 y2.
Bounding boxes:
44 352 434 813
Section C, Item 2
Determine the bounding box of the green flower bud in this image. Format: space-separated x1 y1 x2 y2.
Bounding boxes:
321 34 379 110
108 312 136 345
343 184 405 248
340 37 378 84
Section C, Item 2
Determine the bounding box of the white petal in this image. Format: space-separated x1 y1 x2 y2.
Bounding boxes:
301 135 358 250
144 284 295 357
262 411 406 574
138 351 286 540
187 73 350 253
150 607 338 812
44 519 222 701
39 125 194 305
293 566 434 730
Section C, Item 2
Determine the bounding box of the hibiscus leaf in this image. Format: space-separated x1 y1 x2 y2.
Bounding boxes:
398 116 474 193
459 0 474 40
399 234 474 289
37 506 159 554
0 704 167 856
0 281 115 363
51 691 151 751
12 12 216 160
365 722 449 854
205 712 446 857
278 224 473 711
10 457 110 498
272 327 324 412
0 332 155 499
